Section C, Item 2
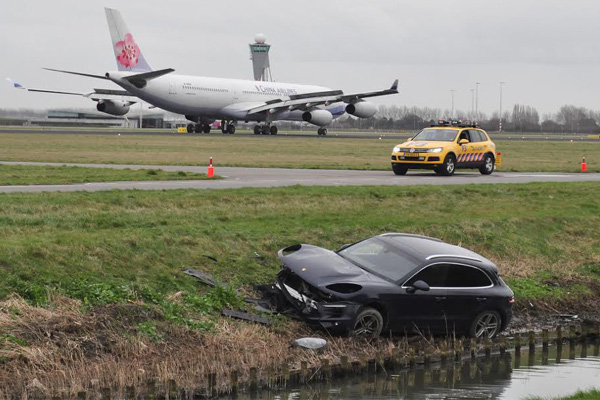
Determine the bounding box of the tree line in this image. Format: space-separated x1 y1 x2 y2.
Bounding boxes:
332 104 600 134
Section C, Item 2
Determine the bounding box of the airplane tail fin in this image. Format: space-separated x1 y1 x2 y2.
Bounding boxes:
105 8 152 72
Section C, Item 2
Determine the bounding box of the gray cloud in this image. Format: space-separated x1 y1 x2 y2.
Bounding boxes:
2 0 599 115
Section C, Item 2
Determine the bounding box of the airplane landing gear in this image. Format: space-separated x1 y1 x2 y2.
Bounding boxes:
317 128 328 136
254 124 278 135
191 123 211 133
221 120 236 134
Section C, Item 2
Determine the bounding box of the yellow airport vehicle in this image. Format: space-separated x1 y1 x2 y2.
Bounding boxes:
391 120 496 176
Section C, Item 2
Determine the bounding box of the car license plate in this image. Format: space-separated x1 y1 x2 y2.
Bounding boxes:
403 152 420 158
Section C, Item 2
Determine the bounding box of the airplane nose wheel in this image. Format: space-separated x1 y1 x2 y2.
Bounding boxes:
317 128 328 136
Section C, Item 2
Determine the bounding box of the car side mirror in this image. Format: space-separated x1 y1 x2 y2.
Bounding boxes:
406 280 430 293
459 138 469 145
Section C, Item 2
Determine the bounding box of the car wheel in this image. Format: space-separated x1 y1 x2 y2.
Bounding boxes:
440 154 456 176
479 153 495 175
351 307 383 337
392 164 408 176
469 310 502 339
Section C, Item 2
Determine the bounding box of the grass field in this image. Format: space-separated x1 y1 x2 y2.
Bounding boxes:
1 129 599 397
1 174 600 396
1 182 599 309
528 389 600 400
0 132 598 172
0 164 213 185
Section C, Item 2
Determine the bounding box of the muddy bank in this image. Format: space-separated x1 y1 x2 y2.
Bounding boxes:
0 295 599 399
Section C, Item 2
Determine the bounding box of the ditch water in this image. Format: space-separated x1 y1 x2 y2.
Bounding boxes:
232 342 600 400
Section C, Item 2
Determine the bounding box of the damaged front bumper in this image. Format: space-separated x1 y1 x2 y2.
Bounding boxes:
275 269 360 333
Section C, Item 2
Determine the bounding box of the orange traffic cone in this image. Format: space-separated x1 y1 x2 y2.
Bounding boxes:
207 157 214 178
581 157 587 172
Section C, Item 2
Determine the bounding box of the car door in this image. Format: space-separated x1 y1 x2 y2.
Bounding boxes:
437 263 495 333
455 129 472 166
468 130 488 166
388 264 450 334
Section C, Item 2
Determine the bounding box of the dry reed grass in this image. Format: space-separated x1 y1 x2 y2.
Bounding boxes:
0 295 429 399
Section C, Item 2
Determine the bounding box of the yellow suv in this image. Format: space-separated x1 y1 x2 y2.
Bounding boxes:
391 121 496 176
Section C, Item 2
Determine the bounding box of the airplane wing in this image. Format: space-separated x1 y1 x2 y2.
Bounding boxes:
6 78 136 103
246 79 398 115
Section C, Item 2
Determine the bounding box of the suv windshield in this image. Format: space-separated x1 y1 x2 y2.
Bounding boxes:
412 128 458 142
337 237 419 282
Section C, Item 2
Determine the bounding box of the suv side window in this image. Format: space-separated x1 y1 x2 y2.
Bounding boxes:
458 130 471 142
406 263 493 288
406 264 448 287
470 130 484 142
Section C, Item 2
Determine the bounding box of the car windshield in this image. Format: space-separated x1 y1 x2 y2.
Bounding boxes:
337 237 419 282
412 128 458 142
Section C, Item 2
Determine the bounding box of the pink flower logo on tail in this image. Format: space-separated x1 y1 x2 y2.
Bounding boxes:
115 33 140 68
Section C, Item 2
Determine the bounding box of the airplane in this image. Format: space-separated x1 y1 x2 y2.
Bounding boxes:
11 8 399 136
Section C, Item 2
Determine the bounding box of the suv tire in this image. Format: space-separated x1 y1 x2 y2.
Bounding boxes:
440 154 456 176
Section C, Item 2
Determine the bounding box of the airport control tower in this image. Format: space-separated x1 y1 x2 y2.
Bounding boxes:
249 33 272 81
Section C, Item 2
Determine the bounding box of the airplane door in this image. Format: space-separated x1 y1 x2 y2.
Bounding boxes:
169 82 177 95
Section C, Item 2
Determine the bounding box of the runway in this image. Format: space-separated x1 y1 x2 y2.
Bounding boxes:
0 161 598 193
2 127 599 142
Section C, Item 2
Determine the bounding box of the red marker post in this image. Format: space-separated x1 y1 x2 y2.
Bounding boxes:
581 157 587 172
207 157 214 178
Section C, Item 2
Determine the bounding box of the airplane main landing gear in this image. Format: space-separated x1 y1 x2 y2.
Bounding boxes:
253 124 278 135
188 123 211 133
317 128 328 136
220 120 236 134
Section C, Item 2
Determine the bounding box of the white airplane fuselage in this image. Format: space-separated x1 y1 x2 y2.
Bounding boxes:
107 71 346 123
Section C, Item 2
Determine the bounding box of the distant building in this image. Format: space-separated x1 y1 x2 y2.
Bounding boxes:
23 109 166 128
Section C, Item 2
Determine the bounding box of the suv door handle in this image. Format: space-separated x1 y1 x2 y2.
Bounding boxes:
435 296 446 302
476 297 488 302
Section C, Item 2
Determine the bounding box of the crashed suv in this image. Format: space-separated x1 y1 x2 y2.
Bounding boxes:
275 233 514 338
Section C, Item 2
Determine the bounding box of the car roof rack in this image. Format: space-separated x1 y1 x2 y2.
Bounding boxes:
431 119 479 128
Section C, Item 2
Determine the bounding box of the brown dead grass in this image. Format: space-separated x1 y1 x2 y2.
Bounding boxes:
0 295 424 398
2 292 599 398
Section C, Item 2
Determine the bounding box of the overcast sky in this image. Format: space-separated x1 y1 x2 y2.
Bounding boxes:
1 0 599 117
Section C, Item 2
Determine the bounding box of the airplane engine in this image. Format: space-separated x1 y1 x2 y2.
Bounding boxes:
302 109 333 127
96 99 131 116
345 101 377 118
